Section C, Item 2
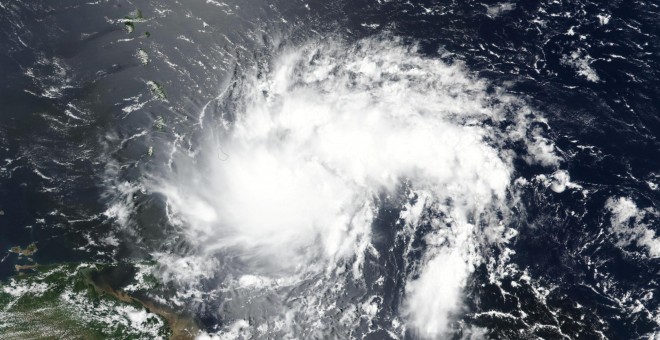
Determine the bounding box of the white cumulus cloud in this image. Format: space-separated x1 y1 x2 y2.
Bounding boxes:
141 36 558 337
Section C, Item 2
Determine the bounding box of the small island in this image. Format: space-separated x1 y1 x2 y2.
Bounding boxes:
9 243 38 257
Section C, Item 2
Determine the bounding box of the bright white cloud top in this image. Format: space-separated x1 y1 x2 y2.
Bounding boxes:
145 37 560 338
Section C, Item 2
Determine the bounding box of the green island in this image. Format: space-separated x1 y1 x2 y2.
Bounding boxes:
9 243 38 257
123 9 146 34
147 80 168 101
